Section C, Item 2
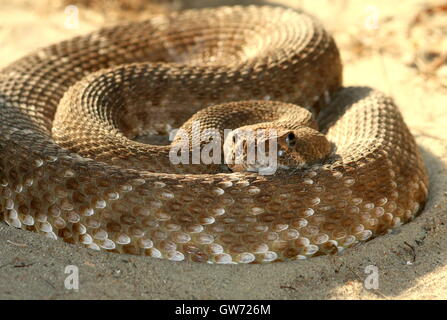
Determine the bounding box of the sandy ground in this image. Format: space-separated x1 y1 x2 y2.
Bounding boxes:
0 0 446 300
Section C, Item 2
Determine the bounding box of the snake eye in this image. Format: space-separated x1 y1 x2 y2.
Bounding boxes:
285 132 296 147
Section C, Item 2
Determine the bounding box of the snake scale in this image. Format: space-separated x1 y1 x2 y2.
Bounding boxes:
0 6 428 263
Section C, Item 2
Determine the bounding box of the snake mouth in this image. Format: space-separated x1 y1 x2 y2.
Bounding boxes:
222 127 277 175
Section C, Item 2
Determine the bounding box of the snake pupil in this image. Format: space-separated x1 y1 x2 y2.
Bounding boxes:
286 132 296 147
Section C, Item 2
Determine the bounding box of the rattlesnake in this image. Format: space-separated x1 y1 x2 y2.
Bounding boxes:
0 6 428 263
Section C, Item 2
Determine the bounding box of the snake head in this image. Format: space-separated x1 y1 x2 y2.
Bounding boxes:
276 127 333 168
224 126 332 174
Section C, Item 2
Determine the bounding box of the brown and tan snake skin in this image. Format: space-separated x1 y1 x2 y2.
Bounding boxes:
0 6 429 263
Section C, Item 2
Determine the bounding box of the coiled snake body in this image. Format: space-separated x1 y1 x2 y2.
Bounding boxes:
0 6 428 263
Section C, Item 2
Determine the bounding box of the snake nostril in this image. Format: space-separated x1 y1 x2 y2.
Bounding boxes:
278 149 286 157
